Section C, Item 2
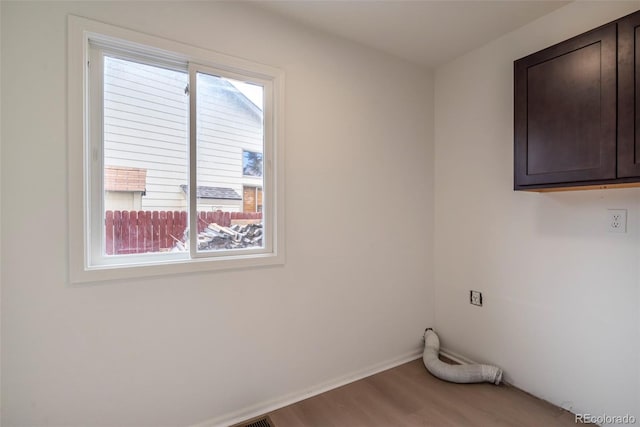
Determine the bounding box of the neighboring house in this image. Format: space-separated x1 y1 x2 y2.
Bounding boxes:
103 56 263 213
179 185 242 212
104 165 147 211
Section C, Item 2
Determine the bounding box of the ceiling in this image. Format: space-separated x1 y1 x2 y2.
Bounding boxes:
256 1 570 68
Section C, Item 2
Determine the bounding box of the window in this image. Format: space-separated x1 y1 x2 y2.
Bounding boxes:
68 16 284 282
243 150 263 177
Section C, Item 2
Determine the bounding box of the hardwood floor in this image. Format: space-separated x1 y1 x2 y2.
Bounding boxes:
265 359 578 426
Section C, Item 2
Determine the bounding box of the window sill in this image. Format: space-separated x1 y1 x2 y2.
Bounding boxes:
70 250 285 284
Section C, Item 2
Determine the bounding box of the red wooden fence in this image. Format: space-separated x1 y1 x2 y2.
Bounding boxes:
105 210 262 255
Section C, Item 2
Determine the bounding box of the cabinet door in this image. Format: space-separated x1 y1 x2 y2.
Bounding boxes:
618 11 640 178
514 24 616 189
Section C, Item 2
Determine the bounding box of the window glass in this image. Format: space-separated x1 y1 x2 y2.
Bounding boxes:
103 56 189 255
195 72 265 253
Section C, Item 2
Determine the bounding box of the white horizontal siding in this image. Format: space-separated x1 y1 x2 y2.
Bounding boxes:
103 55 263 212
144 172 188 184
105 116 186 138
144 187 185 201
105 129 186 147
198 129 261 147
198 103 262 127
105 150 187 171
104 92 187 117
105 142 187 167
198 167 240 179
107 109 187 130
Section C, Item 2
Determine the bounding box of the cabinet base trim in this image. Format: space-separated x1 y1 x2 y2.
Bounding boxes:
522 181 640 192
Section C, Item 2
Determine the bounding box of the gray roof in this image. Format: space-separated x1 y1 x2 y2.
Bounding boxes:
180 185 242 200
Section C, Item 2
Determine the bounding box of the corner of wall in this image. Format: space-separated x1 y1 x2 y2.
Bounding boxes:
432 0 640 420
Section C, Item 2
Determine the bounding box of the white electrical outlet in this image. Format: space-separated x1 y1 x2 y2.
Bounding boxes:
470 290 482 307
608 209 627 233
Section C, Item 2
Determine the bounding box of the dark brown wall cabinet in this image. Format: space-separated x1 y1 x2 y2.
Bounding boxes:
514 9 640 191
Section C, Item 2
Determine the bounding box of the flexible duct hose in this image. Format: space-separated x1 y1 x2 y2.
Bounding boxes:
422 328 503 385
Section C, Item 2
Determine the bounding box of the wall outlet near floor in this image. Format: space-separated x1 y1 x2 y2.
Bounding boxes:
607 209 627 233
470 290 483 306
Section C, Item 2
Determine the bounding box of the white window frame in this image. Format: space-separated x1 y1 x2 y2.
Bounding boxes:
68 16 285 283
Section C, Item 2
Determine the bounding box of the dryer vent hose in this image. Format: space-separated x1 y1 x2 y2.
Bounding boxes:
422 328 503 385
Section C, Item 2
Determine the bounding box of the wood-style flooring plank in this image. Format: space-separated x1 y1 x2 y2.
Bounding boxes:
267 359 578 426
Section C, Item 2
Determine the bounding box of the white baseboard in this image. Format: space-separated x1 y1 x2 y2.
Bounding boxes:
189 349 423 427
439 347 478 365
440 348 581 417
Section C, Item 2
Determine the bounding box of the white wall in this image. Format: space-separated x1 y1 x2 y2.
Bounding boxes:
0 1 3 422
0 2 434 426
434 1 640 422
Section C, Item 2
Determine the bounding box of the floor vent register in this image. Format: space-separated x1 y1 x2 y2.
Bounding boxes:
233 415 274 427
